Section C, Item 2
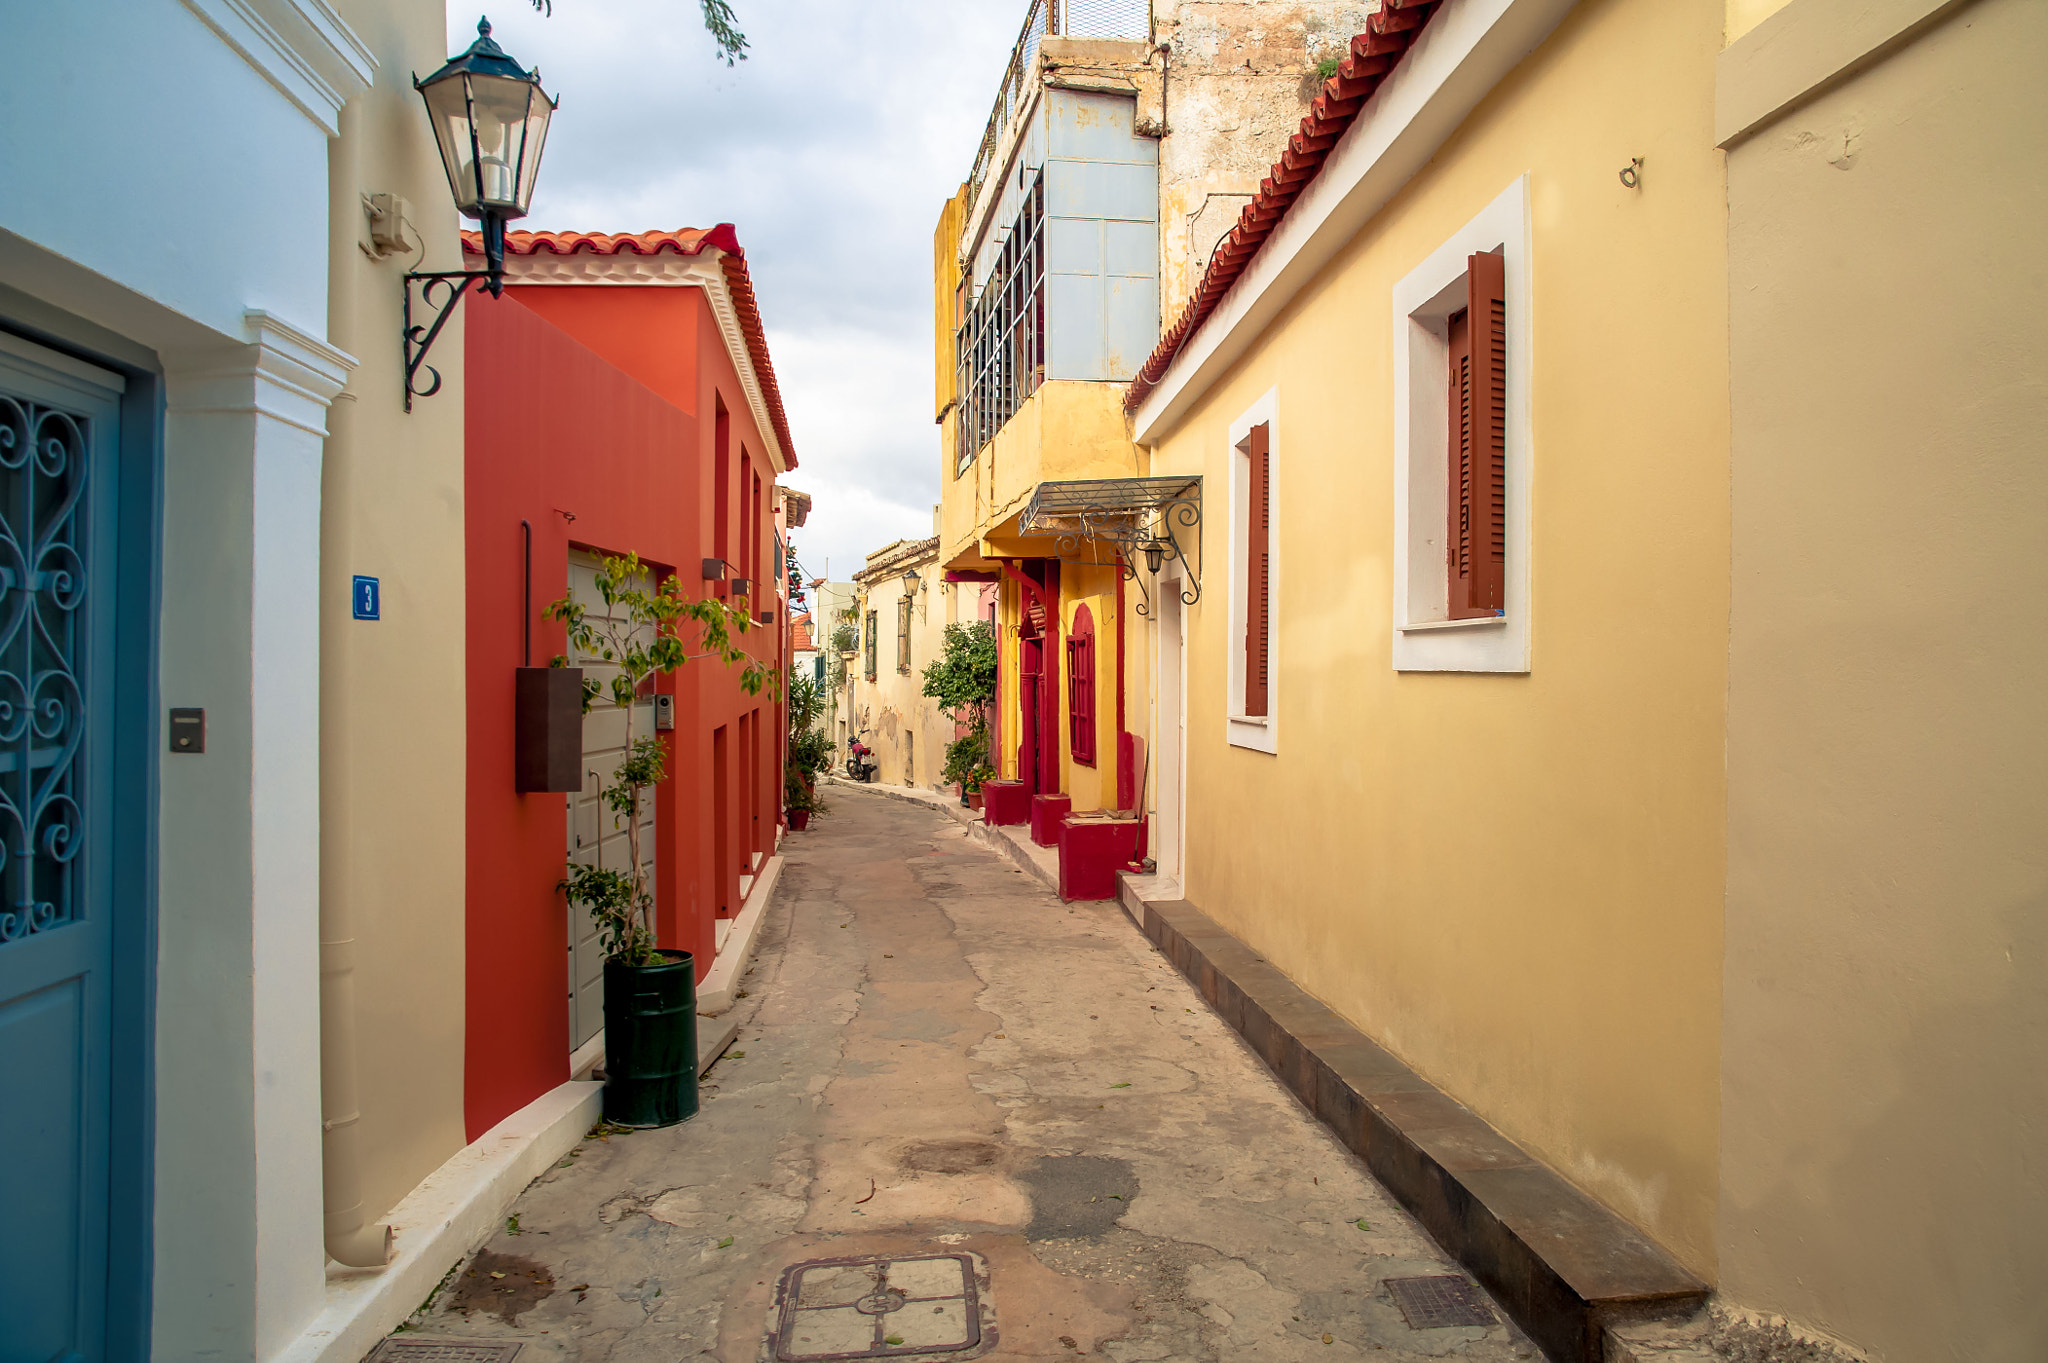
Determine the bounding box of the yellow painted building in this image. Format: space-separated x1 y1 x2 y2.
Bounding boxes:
1132 0 1731 1276
1117 0 2046 1358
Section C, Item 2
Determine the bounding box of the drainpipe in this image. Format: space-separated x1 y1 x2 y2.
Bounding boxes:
320 96 394 1270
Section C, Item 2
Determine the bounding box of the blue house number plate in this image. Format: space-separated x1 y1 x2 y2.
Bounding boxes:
353 575 380 621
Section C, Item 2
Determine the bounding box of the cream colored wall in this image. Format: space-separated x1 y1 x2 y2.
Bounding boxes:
1723 0 1795 41
1145 0 1729 1270
323 0 470 1224
1719 1 2048 1356
849 559 951 789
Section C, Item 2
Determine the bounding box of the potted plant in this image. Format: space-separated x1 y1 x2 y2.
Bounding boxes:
965 762 995 810
549 551 769 1128
831 618 858 657
785 769 819 830
923 621 999 802
942 729 991 808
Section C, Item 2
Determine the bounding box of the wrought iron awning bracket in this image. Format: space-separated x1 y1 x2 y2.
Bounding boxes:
1017 477 1203 618
403 268 495 412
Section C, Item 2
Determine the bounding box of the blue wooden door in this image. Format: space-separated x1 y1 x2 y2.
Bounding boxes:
0 336 141 1363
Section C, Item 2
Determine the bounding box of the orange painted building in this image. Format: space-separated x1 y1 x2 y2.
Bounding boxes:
462 227 796 1136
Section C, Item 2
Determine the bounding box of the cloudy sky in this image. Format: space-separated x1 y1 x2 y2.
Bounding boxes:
451 2 1023 592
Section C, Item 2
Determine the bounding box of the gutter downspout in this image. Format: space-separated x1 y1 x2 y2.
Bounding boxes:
320 96 394 1270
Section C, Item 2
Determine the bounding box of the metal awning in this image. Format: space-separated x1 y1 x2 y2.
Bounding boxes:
1017 476 1202 612
1020 476 1200 534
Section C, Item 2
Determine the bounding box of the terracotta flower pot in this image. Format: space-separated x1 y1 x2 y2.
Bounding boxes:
787 808 812 831
967 790 984 811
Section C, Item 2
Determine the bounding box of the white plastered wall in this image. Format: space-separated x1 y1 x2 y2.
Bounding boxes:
0 1 368 1357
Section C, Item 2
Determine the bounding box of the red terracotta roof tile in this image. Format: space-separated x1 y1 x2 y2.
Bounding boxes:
1125 0 1442 413
464 224 797 468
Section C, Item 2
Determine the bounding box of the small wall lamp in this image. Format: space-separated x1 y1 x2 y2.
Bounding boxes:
403 17 559 410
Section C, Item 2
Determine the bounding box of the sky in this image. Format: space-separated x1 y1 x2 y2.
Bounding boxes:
449 2 1024 596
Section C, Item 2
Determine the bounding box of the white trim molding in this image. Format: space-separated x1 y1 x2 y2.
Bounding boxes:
167 310 354 439
1225 388 1279 754
1391 178 1532 674
179 0 376 134
499 249 791 475
1131 0 1577 446
272 1079 603 1363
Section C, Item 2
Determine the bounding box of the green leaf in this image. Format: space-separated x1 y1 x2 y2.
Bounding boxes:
885 1337 904 1347
1355 1217 1370 1232
1109 1082 1131 1089
716 1235 734 1249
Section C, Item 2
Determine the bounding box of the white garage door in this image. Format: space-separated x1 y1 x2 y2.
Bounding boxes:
566 552 658 1053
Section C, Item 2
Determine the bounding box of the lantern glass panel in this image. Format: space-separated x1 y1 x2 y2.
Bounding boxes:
515 90 553 213
419 75 482 215
466 74 541 212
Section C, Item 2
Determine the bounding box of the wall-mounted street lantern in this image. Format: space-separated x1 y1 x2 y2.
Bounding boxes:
403 17 558 410
901 566 922 595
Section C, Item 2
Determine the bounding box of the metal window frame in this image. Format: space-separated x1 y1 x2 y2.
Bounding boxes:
956 172 1046 473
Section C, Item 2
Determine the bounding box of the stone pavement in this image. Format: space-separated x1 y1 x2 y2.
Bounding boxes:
390 787 1539 1362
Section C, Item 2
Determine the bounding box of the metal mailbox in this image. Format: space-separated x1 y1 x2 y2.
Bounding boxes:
514 665 584 793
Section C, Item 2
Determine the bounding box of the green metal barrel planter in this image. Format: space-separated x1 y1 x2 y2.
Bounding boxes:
602 949 698 1127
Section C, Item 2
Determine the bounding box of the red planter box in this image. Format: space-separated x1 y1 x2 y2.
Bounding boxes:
1030 793 1072 847
981 780 1030 826
1058 815 1143 901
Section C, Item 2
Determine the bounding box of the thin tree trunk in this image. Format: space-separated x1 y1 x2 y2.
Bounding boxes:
622 693 650 951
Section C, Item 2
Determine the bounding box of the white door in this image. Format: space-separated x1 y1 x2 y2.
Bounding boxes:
1154 568 1186 889
565 552 657 1052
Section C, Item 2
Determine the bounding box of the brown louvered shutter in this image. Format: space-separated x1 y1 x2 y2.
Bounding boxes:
1244 422 1271 716
1447 250 1506 619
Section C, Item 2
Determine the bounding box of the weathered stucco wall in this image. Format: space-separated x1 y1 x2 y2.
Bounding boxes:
1719 0 2048 1356
1144 0 1730 1271
1154 0 1378 305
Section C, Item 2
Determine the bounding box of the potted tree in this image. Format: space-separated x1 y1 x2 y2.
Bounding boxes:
549 551 769 1128
922 620 998 805
784 668 832 830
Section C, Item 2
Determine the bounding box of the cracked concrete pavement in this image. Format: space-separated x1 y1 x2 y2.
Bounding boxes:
392 787 1538 1362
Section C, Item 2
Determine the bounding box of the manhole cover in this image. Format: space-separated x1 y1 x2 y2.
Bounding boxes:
1385 1275 1495 1329
770 1253 992 1360
363 1340 523 1363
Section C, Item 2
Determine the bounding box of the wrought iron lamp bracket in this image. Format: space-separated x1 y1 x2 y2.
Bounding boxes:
403 268 497 412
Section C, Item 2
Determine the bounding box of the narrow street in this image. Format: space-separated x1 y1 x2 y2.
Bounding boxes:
401 789 1535 1362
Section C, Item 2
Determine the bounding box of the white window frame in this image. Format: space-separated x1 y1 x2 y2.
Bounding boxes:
1392 175 1533 673
1226 388 1279 753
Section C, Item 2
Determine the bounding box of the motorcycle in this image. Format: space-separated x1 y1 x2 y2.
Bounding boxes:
845 736 879 783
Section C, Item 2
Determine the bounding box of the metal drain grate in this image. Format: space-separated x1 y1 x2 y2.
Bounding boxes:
363 1339 523 1363
770 1253 987 1360
1385 1275 1495 1329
